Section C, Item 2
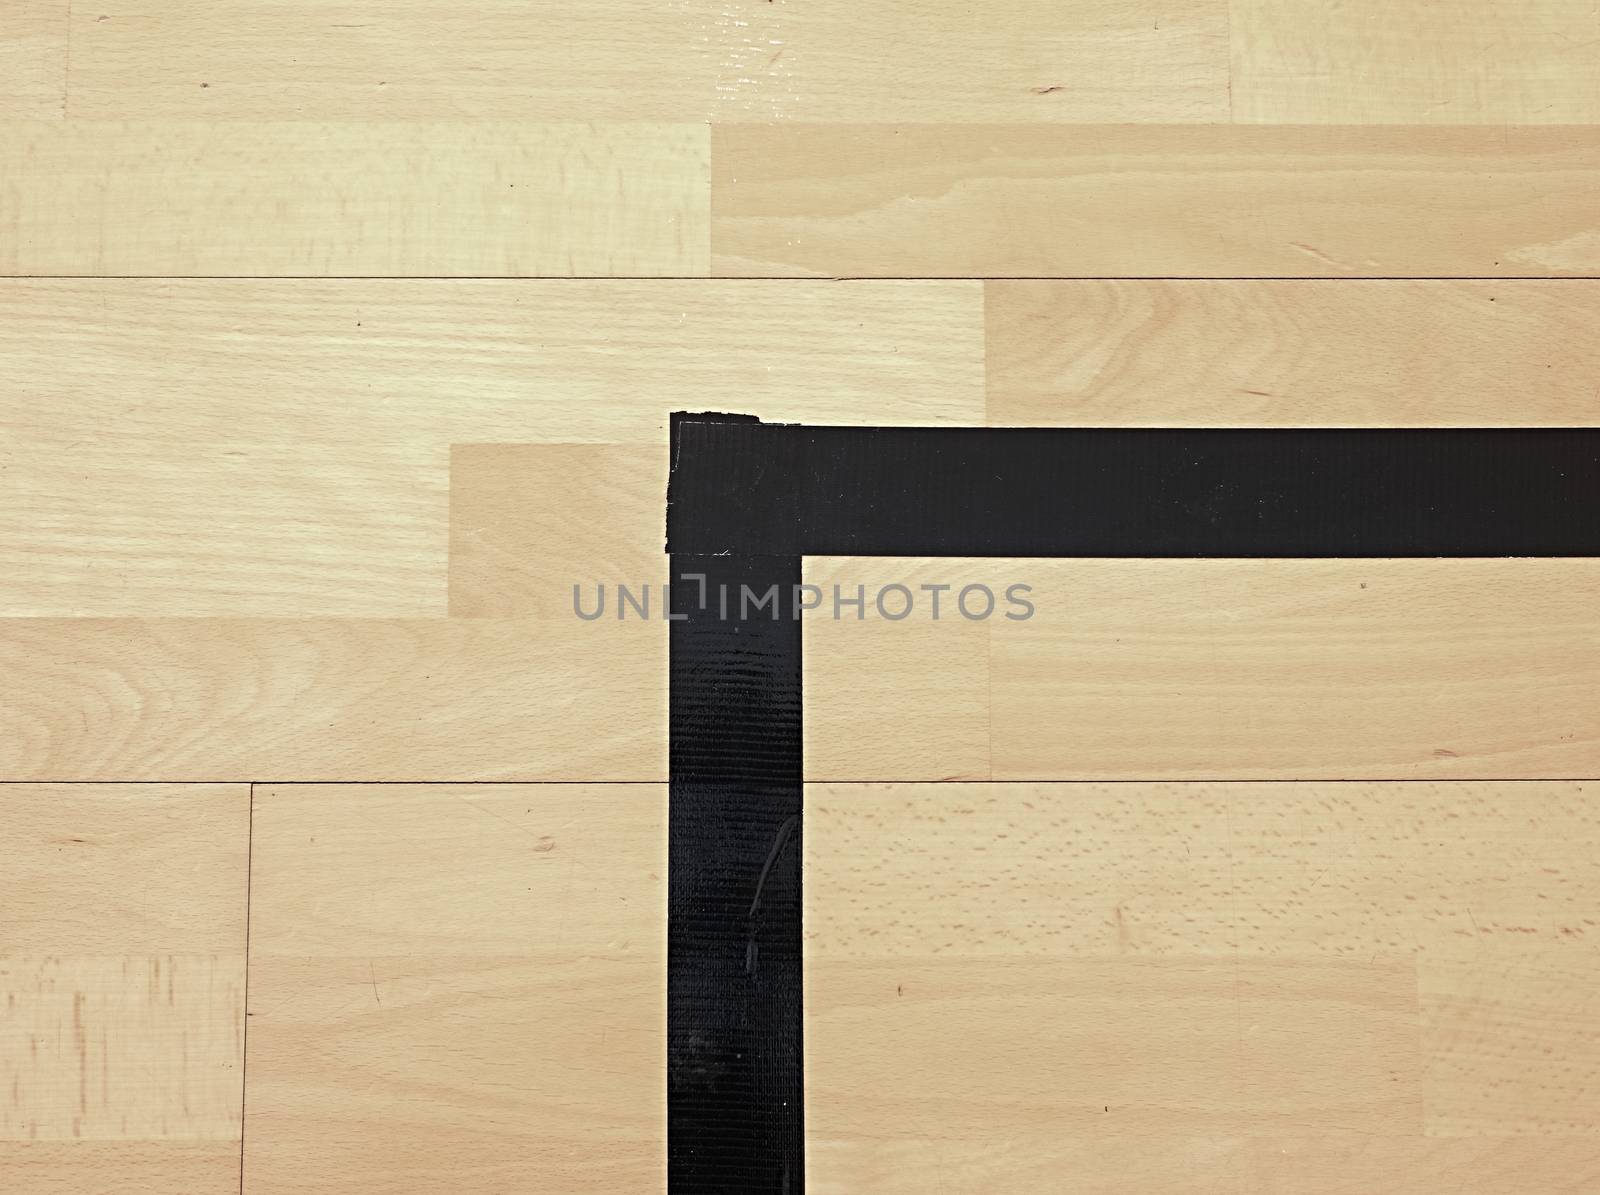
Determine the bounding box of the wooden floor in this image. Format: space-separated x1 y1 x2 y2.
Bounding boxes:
2 3 1598 1191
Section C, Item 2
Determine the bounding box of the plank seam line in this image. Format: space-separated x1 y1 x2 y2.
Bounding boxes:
5 275 1600 282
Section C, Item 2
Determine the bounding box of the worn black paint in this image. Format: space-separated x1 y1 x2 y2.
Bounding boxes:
666 414 1600 1193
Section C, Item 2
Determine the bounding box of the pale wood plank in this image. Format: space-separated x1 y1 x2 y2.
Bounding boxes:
0 2 66 119
0 784 247 1192
712 125 1600 277
802 558 991 782
803 559 1600 781
808 956 1422 1143
0 122 708 276
990 560 1600 781
1231 0 1600 124
0 280 980 617
807 780 1600 1188
0 1142 242 1195
2 784 249 953
809 780 1600 959
811 1137 1600 1195
67 0 1226 123
2 957 244 1141
0 619 664 780
1423 952 1600 1136
987 280 1600 427
449 445 667 619
244 784 663 1194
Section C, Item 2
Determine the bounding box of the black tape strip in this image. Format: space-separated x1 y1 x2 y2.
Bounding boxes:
666 414 1600 1193
671 423 1600 557
669 552 802 1194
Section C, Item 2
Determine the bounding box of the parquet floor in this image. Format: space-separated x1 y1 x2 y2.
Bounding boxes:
2 3 1598 1191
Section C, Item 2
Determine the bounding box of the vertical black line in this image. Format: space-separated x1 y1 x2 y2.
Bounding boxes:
669 555 804 1193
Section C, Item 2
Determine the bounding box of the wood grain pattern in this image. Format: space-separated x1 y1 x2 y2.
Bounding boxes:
802 559 992 782
1 0 1595 1178
3 957 244 1141
712 125 1600 277
0 2 65 119
0 122 708 276
807 780 1600 1189
0 1142 242 1195
449 444 667 619
0 784 247 1193
1231 0 1600 124
809 1137 1600 1195
244 784 663 1194
65 0 1226 123
989 559 1600 781
0 620 663 781
803 558 1600 782
2 784 249 953
986 280 1600 427
0 280 980 617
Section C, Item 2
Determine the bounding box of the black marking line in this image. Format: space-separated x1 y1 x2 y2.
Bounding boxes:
666 414 1600 1193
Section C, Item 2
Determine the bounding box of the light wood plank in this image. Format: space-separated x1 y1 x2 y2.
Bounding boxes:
987 280 1600 426
807 780 1600 1189
802 558 991 782
712 125 1600 277
1423 952 1600 1137
2 783 249 953
1231 0 1600 124
0 280 981 617
0 2 65 119
66 0 1226 123
810 1137 1600 1195
2 957 244 1141
0 784 247 1193
0 122 708 276
245 784 663 1194
809 780 1600 958
450 445 667 619
809 955 1421 1158
803 559 1600 781
0 619 663 781
990 559 1600 781
0 1142 242 1195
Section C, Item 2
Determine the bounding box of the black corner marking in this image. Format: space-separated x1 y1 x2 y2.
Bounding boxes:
666 414 1600 1193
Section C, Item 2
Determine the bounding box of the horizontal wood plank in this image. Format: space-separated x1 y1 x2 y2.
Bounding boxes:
0 1142 242 1195
712 125 1600 277
0 620 664 781
807 780 1600 1188
1231 0 1600 124
0 122 708 276
66 0 1226 123
986 280 1600 426
802 558 1600 781
0 280 981 617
